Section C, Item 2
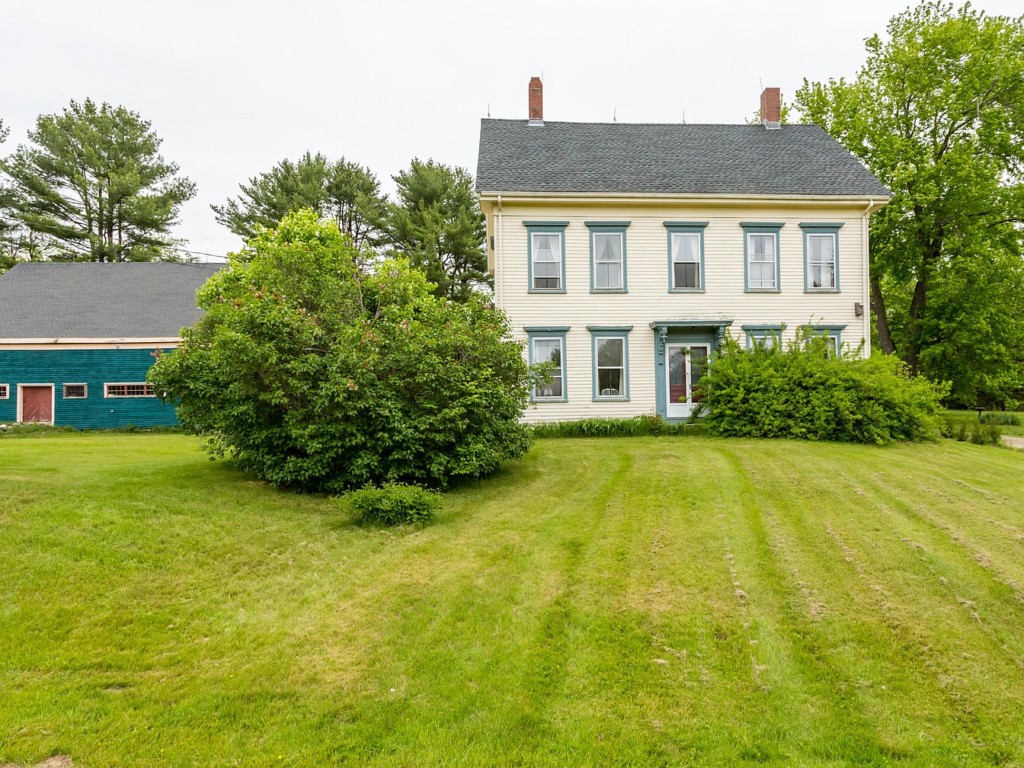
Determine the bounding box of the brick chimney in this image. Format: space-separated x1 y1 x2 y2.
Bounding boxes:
528 76 543 125
760 87 781 129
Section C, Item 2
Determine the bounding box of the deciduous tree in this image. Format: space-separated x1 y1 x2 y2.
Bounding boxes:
0 99 196 262
795 1 1024 405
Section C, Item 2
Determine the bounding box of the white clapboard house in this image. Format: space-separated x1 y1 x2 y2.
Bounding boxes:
476 78 890 421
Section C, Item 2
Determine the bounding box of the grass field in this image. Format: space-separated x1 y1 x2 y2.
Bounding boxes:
2 434 1024 767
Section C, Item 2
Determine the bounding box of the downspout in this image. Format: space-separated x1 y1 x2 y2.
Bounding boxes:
862 199 873 357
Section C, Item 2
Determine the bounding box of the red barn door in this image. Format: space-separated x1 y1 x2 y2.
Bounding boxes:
20 386 53 424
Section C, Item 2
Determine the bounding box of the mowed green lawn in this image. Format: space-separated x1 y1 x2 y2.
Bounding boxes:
2 435 1024 767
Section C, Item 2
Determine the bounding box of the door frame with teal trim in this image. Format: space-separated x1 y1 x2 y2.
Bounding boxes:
650 320 732 421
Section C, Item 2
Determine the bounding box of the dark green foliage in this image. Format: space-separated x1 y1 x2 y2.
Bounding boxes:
696 335 947 444
0 119 44 274
0 99 195 261
337 482 441 526
531 415 703 439
795 2 1024 406
383 159 489 302
979 411 1021 426
212 152 386 249
149 210 532 492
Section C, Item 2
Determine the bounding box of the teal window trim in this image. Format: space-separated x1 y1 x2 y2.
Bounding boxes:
588 327 630 401
664 222 708 293
741 223 784 293
527 328 569 403
800 222 844 293
524 222 568 295
741 324 784 349
586 221 629 294
803 323 847 356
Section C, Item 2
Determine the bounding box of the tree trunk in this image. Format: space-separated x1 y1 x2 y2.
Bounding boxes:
903 263 932 376
870 275 897 355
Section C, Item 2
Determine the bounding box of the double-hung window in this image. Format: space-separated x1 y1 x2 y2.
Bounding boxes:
525 222 568 293
0 384 8 399
586 222 629 292
742 223 783 292
526 327 569 402
665 222 707 292
588 326 631 400
801 223 843 291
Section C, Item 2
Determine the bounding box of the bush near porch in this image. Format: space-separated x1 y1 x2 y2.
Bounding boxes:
696 335 947 443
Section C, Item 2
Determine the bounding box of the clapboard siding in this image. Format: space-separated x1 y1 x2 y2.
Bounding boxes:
491 201 873 423
0 348 178 428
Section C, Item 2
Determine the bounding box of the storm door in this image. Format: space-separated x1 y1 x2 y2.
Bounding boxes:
665 345 708 418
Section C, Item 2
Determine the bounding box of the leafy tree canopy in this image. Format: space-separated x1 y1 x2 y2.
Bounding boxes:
384 159 489 303
211 152 386 248
795 1 1024 406
0 99 196 262
150 210 531 492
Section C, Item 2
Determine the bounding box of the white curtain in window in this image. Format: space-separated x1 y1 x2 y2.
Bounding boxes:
594 233 622 289
673 234 698 262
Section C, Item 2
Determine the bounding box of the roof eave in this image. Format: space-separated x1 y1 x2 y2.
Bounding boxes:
0 336 183 347
477 190 891 212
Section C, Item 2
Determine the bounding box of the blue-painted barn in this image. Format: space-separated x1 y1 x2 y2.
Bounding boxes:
0 262 220 429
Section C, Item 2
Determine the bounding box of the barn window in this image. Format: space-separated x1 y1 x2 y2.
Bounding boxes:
63 384 88 399
104 383 155 398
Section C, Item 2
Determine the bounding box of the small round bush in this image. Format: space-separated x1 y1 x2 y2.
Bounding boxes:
337 482 441 526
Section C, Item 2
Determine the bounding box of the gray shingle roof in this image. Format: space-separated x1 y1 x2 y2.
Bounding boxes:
476 120 890 197
0 262 222 339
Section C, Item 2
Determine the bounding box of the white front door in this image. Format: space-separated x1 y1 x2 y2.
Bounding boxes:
666 344 709 418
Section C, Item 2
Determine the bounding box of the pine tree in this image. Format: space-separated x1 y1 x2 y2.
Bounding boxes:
0 99 196 262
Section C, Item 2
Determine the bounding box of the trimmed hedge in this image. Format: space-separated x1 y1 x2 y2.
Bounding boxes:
531 415 703 439
695 335 947 444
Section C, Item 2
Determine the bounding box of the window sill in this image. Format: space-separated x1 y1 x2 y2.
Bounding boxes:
528 289 567 295
590 289 628 295
744 288 782 294
592 397 630 403
804 288 841 294
531 398 568 404
669 288 705 294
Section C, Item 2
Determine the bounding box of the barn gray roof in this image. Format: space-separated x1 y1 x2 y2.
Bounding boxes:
0 262 222 339
476 119 890 197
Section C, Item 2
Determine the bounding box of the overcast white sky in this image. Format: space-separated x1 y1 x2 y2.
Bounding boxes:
2 0 1021 260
